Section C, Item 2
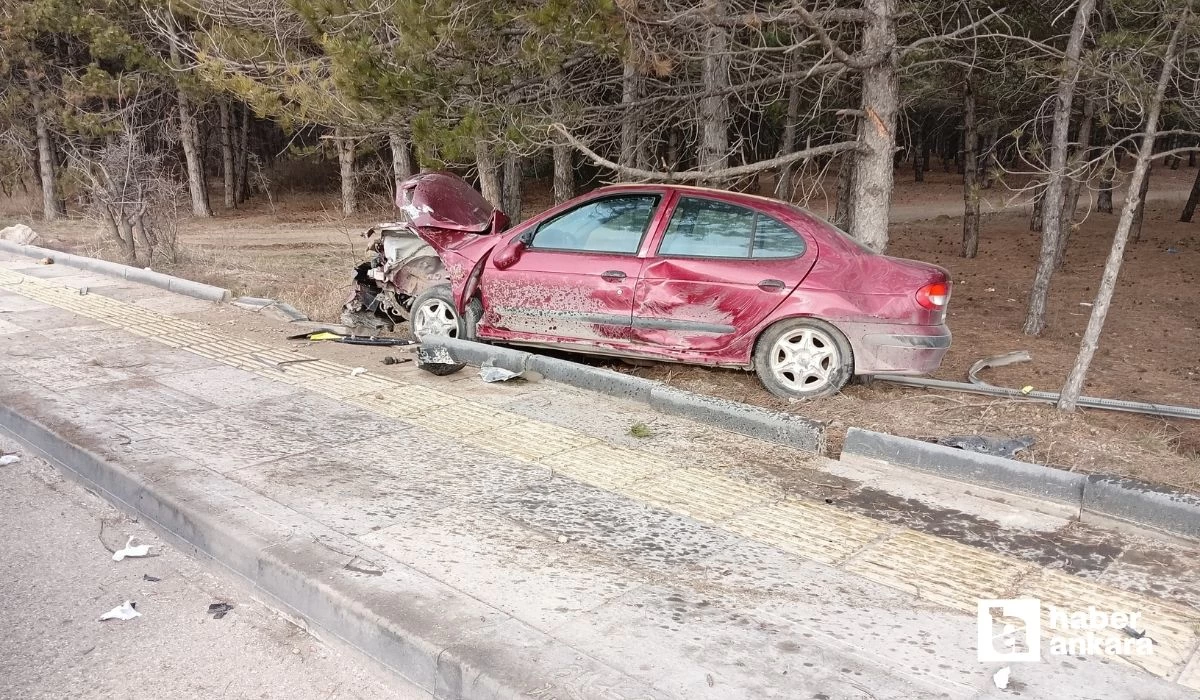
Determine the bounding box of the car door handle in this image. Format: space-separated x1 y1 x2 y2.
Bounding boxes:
601 270 627 282
757 279 786 291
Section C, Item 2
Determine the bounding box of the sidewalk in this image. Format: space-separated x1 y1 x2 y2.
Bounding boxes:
1 254 1198 699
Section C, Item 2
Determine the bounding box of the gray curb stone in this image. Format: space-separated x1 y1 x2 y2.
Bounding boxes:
841 427 1085 505
0 240 231 302
0 400 665 700
419 336 824 453
1083 476 1200 540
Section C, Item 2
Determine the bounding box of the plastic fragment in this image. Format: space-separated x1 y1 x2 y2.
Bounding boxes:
99 601 140 622
112 536 151 562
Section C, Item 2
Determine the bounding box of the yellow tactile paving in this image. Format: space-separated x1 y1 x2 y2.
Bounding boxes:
845 530 1036 612
6 265 1200 688
408 402 527 437
725 499 895 565
619 468 776 524
540 443 679 490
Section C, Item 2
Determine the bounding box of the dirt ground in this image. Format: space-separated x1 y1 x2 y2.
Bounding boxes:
4 164 1198 490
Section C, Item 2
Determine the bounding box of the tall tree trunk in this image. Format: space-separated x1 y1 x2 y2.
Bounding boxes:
1181 165 1200 222
389 132 414 199
849 0 898 252
961 78 980 258
34 109 64 222
1130 164 1151 242
619 61 640 178
774 80 802 200
1023 0 1096 336
913 114 927 182
219 100 236 209
980 123 1000 189
476 141 502 209
177 87 212 217
1054 99 1097 268
698 2 731 183
834 155 855 231
502 153 522 224
551 69 575 204
1030 191 1044 231
1167 135 1181 169
1059 14 1184 411
334 130 356 216
1097 120 1114 214
235 103 250 204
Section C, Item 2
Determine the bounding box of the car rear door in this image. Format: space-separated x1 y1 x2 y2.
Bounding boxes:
632 195 817 353
477 193 664 344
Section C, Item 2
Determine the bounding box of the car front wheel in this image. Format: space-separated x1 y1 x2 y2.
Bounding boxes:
753 318 853 399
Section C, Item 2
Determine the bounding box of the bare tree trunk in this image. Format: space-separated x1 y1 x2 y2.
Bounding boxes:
666 128 681 171
913 114 927 182
698 1 731 183
389 132 414 198
980 123 1000 189
1023 0 1096 336
774 80 801 200
476 141 502 209
1130 164 1151 242
176 85 212 217
1168 134 1181 169
1054 99 1097 268
849 0 898 252
35 109 64 222
619 61 640 178
1059 14 1183 411
235 103 250 204
502 153 522 224
334 130 356 216
551 69 575 204
834 155 855 230
961 78 980 258
1030 190 1044 231
219 100 235 209
1181 165 1200 222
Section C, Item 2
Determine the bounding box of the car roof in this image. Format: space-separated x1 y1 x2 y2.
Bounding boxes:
588 183 808 219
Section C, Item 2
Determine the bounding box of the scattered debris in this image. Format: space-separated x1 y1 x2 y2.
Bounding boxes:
99 601 141 622
288 329 415 346
112 536 151 562
0 223 38 244
479 360 522 383
1080 302 1093 307
142 574 161 583
344 558 384 576
992 666 1010 690
629 423 654 439
557 535 569 544
37 256 53 265
1122 626 1155 644
252 355 319 370
416 345 465 376
936 435 1036 459
78 287 88 296
706 673 715 688
381 355 411 366
349 367 367 377
0 454 19 466
208 602 235 619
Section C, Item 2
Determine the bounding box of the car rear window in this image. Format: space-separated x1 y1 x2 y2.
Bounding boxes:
658 197 806 259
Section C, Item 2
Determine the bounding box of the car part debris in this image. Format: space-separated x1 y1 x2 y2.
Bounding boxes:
142 574 160 583
381 356 411 365
0 454 19 466
936 435 1035 459
992 667 1010 690
99 601 140 621
112 536 151 562
208 602 234 619
416 344 465 376
875 352 1200 421
349 367 367 377
288 329 415 347
479 360 522 383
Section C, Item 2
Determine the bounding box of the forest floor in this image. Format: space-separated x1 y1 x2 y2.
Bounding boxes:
5 165 1198 491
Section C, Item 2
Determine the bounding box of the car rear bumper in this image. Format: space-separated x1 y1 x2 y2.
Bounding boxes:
842 323 952 375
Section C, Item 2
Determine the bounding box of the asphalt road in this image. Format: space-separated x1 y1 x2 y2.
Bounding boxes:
0 436 429 700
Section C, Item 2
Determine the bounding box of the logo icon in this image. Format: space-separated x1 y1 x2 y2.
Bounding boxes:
977 598 1041 662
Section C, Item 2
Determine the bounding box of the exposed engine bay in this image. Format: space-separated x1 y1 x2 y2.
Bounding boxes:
342 223 448 332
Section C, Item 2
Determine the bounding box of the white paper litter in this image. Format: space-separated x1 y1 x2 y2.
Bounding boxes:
99 601 141 621
992 666 1010 690
349 367 367 377
0 454 19 466
112 536 151 562
479 360 521 383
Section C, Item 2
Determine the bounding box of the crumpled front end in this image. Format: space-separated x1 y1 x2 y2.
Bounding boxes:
341 223 451 331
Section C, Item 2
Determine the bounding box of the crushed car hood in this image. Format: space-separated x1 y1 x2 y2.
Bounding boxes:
397 172 496 233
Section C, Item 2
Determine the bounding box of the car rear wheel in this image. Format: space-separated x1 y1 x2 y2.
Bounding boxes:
753 318 853 399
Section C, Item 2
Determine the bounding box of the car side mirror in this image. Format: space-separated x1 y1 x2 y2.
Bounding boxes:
492 236 527 270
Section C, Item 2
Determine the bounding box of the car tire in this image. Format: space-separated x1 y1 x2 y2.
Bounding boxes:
753 317 854 400
410 285 482 376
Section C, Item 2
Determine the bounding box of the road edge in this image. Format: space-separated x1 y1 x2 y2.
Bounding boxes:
0 240 231 302
841 427 1200 541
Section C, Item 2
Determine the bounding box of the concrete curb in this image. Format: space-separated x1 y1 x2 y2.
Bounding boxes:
841 427 1200 541
0 240 231 302
420 336 824 453
0 401 665 700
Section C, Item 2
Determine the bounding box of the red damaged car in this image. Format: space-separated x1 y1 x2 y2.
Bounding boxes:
343 172 951 399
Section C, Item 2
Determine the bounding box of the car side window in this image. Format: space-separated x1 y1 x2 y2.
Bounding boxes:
531 195 660 254
658 197 806 259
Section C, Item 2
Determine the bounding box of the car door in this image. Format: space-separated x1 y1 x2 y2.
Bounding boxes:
477 193 663 344
632 195 817 352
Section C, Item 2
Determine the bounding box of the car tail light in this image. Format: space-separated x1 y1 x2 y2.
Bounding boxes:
916 281 950 310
